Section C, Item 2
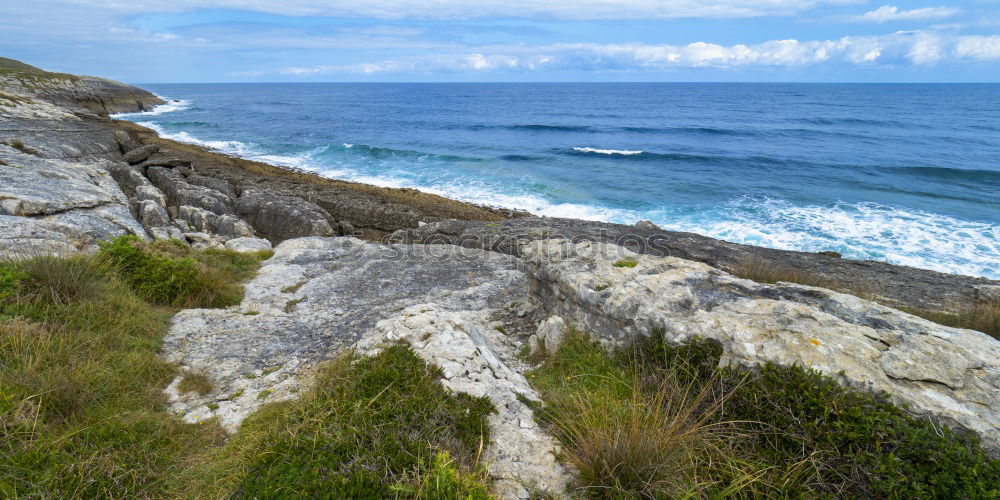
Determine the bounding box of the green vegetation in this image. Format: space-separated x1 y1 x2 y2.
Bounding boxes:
98 236 272 308
530 330 1000 498
1 237 493 497
173 345 494 498
612 258 638 268
729 254 1000 340
0 236 268 497
0 57 79 87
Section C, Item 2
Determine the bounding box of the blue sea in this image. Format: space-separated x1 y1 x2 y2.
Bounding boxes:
115 83 1000 279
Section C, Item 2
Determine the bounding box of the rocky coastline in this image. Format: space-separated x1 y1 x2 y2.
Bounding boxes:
2 58 999 497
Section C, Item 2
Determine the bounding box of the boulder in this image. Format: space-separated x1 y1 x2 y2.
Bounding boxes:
187 173 236 200
123 144 159 164
138 199 171 228
235 188 334 241
113 130 141 154
634 219 661 230
148 166 232 215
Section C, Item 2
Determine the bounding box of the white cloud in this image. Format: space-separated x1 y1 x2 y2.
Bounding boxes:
848 5 962 23
281 31 1000 75
953 35 1000 60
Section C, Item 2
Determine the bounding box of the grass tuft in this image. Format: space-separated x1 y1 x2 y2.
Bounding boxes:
612 258 638 268
530 330 1000 498
177 372 213 396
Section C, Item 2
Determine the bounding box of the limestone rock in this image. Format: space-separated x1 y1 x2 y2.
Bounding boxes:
532 315 567 355
160 237 528 432
113 130 141 154
356 305 571 499
235 188 334 240
148 166 232 215
634 219 661 230
518 239 1000 454
224 237 272 252
123 144 158 164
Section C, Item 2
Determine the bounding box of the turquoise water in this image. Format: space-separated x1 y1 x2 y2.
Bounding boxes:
116 83 1000 278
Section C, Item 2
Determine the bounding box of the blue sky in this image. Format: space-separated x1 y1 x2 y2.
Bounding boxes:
2 1 999 82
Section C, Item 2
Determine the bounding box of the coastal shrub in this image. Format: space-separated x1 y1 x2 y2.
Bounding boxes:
97 235 270 308
530 331 1000 498
173 345 494 498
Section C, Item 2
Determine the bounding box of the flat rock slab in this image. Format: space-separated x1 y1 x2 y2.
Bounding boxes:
161 237 528 431
393 217 999 313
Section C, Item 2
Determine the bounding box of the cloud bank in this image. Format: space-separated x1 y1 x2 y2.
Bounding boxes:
58 0 859 20
281 32 1000 75
848 5 962 23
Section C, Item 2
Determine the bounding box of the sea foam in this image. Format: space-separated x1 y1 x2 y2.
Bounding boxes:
111 96 192 118
572 147 643 155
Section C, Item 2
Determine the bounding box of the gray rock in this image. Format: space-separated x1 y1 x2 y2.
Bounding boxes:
187 173 236 200
532 315 567 355
356 305 570 498
113 130 141 154
519 239 1000 454
634 219 661 230
235 188 334 240
224 237 272 252
139 199 171 228
974 284 1000 302
149 226 186 242
0 149 148 253
148 166 231 215
161 237 527 431
392 217 999 313
123 144 158 164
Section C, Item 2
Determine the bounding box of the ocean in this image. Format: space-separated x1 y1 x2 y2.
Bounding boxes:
114 83 1000 279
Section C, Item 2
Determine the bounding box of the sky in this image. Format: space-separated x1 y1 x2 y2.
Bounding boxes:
1 1 999 82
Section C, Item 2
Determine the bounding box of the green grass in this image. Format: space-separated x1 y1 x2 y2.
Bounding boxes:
612 258 638 268
98 236 272 308
172 345 494 498
0 237 269 497
529 330 1000 498
1 237 495 497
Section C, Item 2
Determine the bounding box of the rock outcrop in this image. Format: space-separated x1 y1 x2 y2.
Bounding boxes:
161 237 568 497
0 143 147 255
517 239 1000 454
393 218 999 313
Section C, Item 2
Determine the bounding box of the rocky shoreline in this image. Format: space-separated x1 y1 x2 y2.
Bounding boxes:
2 58 999 496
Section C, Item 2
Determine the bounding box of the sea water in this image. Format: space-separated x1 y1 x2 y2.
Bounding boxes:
114 83 1000 279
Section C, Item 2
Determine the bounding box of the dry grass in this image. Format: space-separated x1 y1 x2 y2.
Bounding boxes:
177 372 213 396
727 254 842 290
901 299 1000 340
548 372 739 497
